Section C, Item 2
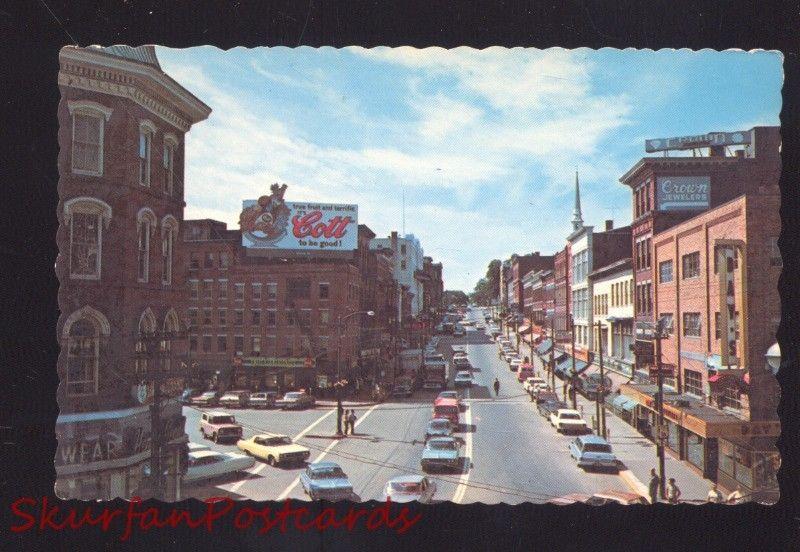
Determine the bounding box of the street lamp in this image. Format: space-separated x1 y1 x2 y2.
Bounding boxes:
336 310 374 436
765 342 781 376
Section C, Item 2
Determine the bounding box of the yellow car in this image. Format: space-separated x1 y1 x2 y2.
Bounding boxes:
236 433 311 467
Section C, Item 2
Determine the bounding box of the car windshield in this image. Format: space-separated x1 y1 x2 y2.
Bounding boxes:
429 440 456 450
435 406 458 415
267 437 293 446
439 392 457 399
211 416 235 424
560 413 581 420
430 420 449 429
390 482 421 493
583 443 612 453
313 467 345 479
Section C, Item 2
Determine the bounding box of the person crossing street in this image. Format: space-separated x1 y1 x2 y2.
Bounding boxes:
493 378 500 396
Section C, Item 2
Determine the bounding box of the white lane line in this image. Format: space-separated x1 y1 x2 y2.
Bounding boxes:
276 403 380 501
228 408 336 495
452 387 473 504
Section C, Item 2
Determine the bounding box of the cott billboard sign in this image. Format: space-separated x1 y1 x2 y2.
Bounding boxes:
656 176 710 211
239 184 358 250
645 130 751 153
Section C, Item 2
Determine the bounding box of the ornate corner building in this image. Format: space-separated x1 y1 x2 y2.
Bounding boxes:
55 45 211 500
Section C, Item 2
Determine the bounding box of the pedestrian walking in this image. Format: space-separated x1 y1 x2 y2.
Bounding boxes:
666 478 681 504
348 409 358 435
707 484 724 504
337 402 345 436
493 378 500 396
342 409 350 435
648 468 660 504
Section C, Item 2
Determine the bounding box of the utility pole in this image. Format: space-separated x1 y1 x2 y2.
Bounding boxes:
529 307 535 361
654 317 666 499
549 316 556 390
595 321 607 438
336 315 344 437
570 315 577 409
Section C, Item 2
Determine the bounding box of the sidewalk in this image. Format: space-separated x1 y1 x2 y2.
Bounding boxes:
530 354 713 504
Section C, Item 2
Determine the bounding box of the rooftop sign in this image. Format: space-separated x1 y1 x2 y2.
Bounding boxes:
645 130 751 153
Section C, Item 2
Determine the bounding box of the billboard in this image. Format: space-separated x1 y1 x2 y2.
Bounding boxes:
240 184 358 250
645 130 751 153
656 175 710 211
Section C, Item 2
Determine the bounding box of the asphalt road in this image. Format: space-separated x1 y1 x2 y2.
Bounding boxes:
182 309 638 504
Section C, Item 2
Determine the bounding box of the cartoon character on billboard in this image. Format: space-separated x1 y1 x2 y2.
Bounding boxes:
239 183 292 246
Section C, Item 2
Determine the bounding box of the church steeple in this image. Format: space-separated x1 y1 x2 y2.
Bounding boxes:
571 169 584 232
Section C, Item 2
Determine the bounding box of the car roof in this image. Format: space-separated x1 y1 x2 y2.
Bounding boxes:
427 436 456 443
578 434 609 444
206 411 232 417
252 432 288 439
429 417 451 424
434 398 459 406
456 371 471 376
189 450 223 459
557 409 581 414
387 474 425 484
309 461 342 469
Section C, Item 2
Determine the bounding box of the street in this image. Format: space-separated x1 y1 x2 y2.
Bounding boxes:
182 309 655 504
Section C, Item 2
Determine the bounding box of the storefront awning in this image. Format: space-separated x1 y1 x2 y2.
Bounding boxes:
611 394 637 411
536 339 552 355
554 357 588 378
581 365 632 394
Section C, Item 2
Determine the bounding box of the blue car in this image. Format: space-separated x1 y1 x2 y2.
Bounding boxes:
299 462 354 501
569 435 619 472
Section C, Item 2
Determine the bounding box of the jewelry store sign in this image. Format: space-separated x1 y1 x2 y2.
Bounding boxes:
244 357 316 368
656 176 710 211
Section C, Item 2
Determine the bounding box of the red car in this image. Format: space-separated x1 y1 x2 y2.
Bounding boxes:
433 397 460 426
517 365 535 383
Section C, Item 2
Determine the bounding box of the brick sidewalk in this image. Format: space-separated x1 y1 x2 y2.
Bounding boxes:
529 353 714 504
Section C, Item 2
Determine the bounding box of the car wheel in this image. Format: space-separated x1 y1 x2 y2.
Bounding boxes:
200 429 206 439
267 456 276 466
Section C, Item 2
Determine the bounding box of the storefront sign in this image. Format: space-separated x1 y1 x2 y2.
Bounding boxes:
711 421 781 439
240 184 357 251
55 402 184 469
648 363 675 377
360 348 381 358
243 357 316 368
645 131 751 153
718 245 740 367
656 176 710 211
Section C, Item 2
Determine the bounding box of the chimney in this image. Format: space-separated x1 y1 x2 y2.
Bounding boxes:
605 220 614 231
391 231 398 252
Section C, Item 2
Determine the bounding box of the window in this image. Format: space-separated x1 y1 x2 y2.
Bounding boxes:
769 237 782 267
161 217 176 285
287 278 311 300
660 313 674 335
187 308 198 328
202 308 212 326
204 252 214 268
721 386 742 410
400 260 407 270
189 252 199 272
645 180 651 212
684 369 703 397
234 336 244 355
218 309 227 327
69 101 111 175
252 283 262 301
251 309 261 325
203 279 213 301
235 283 244 301
189 335 198 352
713 247 739 274
284 336 294 356
234 310 243 327
400 244 407 255
659 260 673 283
218 280 228 300
319 283 330 299
300 336 311 355
682 252 700 279
714 311 740 340
138 121 155 186
286 310 295 326
219 251 230 270
266 310 276 327
318 336 329 354
163 136 176 195
266 283 277 301
65 317 101 396
299 309 311 327
202 335 212 353
136 209 156 282
189 280 199 300
319 309 330 325
217 335 227 353
251 336 261 354
265 336 277 356
64 198 111 280
682 312 702 337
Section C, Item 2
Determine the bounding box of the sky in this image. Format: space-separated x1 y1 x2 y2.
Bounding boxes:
156 46 782 292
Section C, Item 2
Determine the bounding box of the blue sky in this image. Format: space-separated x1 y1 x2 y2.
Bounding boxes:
157 47 782 292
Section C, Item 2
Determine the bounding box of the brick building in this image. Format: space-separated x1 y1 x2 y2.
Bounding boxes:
553 246 571 347
55 45 211 500
421 255 444 318
618 126 781 381
509 252 554 314
182 217 375 393
621 192 780 498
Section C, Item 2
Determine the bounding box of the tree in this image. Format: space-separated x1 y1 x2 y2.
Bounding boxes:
443 290 469 308
486 260 501 301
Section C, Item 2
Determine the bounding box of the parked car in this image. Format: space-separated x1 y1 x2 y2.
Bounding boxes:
424 418 455 441
509 359 523 372
534 389 560 405
248 391 278 409
585 490 649 506
299 462 354 501
391 381 413 398
452 325 466 337
200 411 243 443
453 371 474 388
219 390 250 409
538 399 568 418
381 475 437 504
191 391 219 407
187 441 211 453
517 366 535 382
547 493 591 505
523 377 547 394
453 356 472 370
184 450 255 484
577 374 613 400
437 390 466 411
550 409 589 434
569 435 619 472
237 433 311 466
421 437 463 473
279 391 316 410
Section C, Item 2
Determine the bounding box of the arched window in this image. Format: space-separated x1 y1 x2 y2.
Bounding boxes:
161 215 178 285
68 100 113 176
163 133 178 196
135 308 157 378
139 119 157 187
62 306 110 397
162 309 181 372
63 197 112 280
136 207 157 282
